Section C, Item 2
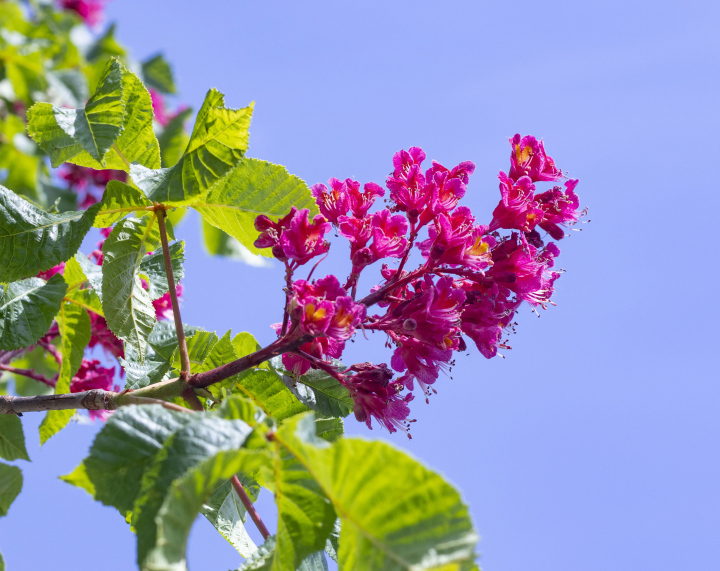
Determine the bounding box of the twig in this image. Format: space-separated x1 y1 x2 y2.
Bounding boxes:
0 389 114 415
119 395 192 414
0 363 56 387
231 475 271 540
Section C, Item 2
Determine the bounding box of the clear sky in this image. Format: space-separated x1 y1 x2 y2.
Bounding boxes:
2 1 719 570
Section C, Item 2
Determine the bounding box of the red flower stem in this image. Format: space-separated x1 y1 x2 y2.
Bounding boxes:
0 364 56 387
231 475 271 540
280 263 294 337
37 339 62 364
0 350 23 366
394 228 418 278
292 349 345 383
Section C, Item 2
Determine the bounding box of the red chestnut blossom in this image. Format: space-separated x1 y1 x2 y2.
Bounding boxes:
508 134 562 183
535 179 581 240
59 164 126 208
152 284 183 320
37 263 65 281
256 138 582 434
59 0 104 26
311 179 350 224
149 89 170 127
88 314 124 359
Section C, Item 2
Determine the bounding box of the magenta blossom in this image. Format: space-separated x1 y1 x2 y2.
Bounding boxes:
348 182 384 219
37 263 65 281
535 179 581 240
282 336 344 377
291 276 365 340
508 134 562 182
152 284 184 320
311 178 350 224
59 0 104 26
489 172 543 233
88 314 124 360
369 209 408 260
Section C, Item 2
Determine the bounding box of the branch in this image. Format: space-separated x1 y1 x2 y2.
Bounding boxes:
0 389 115 415
188 334 312 389
231 475 270 540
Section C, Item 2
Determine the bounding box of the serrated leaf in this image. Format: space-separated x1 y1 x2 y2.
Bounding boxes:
158 108 191 168
202 217 271 267
276 414 479 571
0 186 100 282
63 255 103 316
101 216 160 360
27 58 124 166
314 418 343 443
0 462 22 518
94 180 153 228
0 275 67 351
130 88 253 206
201 479 257 557
139 241 184 301
59 462 96 497
0 416 29 461
297 552 329 571
324 519 340 563
39 302 90 445
133 415 256 568
296 368 353 419
232 370 309 422
142 53 175 94
121 356 172 391
144 447 271 571
27 58 161 171
193 158 316 256
172 330 218 372
272 440 336 571
80 405 194 515
75 251 103 298
238 536 277 571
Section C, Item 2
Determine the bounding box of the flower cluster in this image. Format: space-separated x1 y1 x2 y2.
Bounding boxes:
59 164 126 209
58 0 105 26
255 135 583 435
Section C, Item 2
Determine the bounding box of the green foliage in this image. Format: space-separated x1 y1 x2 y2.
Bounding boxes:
193 158 317 256
292 368 354 419
141 54 176 94
63 255 104 316
133 415 255 567
101 216 160 360
0 275 67 351
27 58 161 172
0 416 29 462
130 89 253 206
201 479 258 557
39 303 91 445
276 414 479 571
93 180 153 228
158 108 192 168
0 186 99 282
202 217 270 266
0 462 22 518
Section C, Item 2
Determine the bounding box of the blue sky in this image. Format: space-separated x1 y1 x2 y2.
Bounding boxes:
2 1 719 569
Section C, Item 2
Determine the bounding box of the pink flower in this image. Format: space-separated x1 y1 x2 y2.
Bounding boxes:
535 179 581 240
311 179 350 224
70 358 117 420
150 89 170 127
460 283 519 359
152 284 183 320
59 0 104 26
344 363 413 434
59 164 126 208
37 263 65 281
417 207 475 267
255 209 330 266
369 209 408 260
387 147 429 223
391 336 453 387
88 313 124 359
291 276 365 340
508 134 562 182
489 172 543 233
424 160 475 216
281 336 344 376
348 182 384 219
338 216 373 267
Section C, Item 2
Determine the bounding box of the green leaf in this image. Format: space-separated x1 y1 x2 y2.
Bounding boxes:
144 447 271 571
0 416 29 461
232 370 309 423
314 418 343 443
139 241 184 301
173 330 219 372
27 58 161 171
295 368 354 419
94 180 154 228
142 53 176 94
39 303 90 445
0 275 67 351
59 462 95 497
238 536 277 571
324 519 340 563
276 414 479 571
0 547 4 570
80 405 194 515
27 58 125 166
200 479 258 557
158 108 191 168
0 186 100 282
134 415 256 568
193 158 316 256
101 215 160 360
130 88 253 206
87 24 126 62
63 255 103 316
297 552 329 571
272 439 336 570
0 462 22 518
202 217 271 267
75 252 103 298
